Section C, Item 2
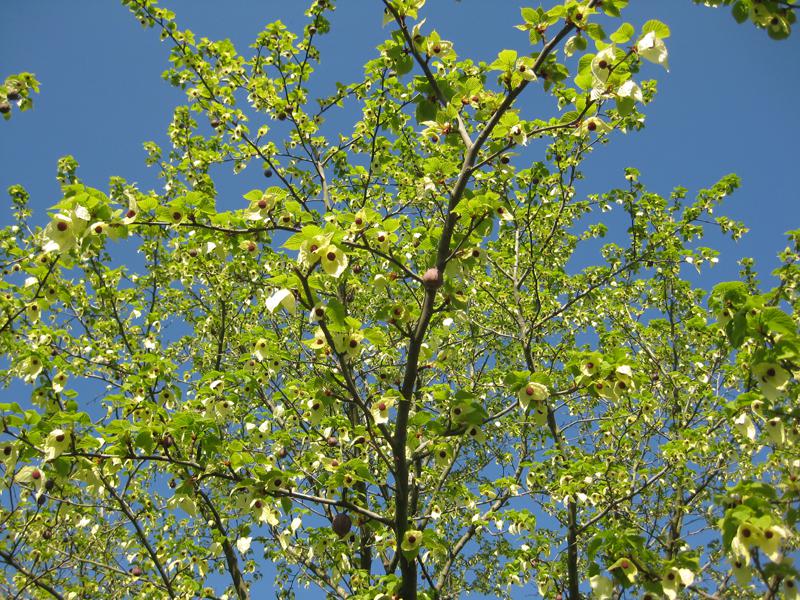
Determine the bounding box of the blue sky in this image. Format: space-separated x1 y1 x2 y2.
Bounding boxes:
2 1 799 597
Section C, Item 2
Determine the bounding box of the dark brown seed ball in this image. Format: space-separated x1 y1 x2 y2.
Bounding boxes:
332 513 352 537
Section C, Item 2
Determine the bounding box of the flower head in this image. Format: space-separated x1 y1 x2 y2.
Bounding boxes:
636 31 669 71
43 208 90 253
589 574 613 600
608 557 637 584
266 288 296 315
752 362 789 401
758 524 789 562
44 429 71 461
591 46 618 85
371 393 397 425
661 567 694 600
731 522 764 561
730 555 752 584
517 381 548 410
319 244 348 278
401 529 424 555
298 233 333 268
733 412 756 440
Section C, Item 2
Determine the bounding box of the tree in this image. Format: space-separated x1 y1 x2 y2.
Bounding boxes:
1 0 798 598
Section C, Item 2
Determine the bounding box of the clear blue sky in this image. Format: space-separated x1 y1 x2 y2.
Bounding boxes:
2 1 799 597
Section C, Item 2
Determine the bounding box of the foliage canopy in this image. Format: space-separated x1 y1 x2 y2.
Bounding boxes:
1 1 799 599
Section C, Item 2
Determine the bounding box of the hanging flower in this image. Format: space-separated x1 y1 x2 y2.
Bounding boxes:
52 372 68 393
608 557 638 584
517 381 548 410
730 555 752 584
42 207 90 253
371 394 397 425
15 466 47 497
433 444 452 466
731 521 764 561
341 331 363 359
764 417 785 446
579 354 601 377
1 442 18 472
236 536 252 555
43 429 71 461
401 529 424 555
515 57 537 82
591 46 617 85
509 124 527 146
350 209 369 232
247 190 279 220
758 524 790 562
465 424 485 443
733 412 756 440
636 31 669 71
531 403 548 427
579 117 612 136
752 362 789 401
266 288 297 314
19 355 44 383
308 328 328 353
617 79 643 103
25 302 41 324
307 398 326 426
661 567 694 600
298 233 332 268
253 338 270 361
250 497 279 525
319 244 348 278
589 573 614 600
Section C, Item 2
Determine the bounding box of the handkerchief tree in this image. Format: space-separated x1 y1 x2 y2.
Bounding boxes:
1 1 798 599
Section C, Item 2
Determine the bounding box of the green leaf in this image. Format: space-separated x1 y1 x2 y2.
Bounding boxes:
283 225 324 250
726 311 748 348
641 19 671 39
616 96 635 116
610 23 634 44
243 189 263 202
521 7 539 25
490 49 518 72
415 99 437 124
135 430 154 453
585 23 606 41
731 1 749 24
760 307 796 336
137 195 158 211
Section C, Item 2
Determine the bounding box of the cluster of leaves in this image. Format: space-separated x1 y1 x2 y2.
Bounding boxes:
1 1 797 599
0 73 40 120
695 0 797 39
